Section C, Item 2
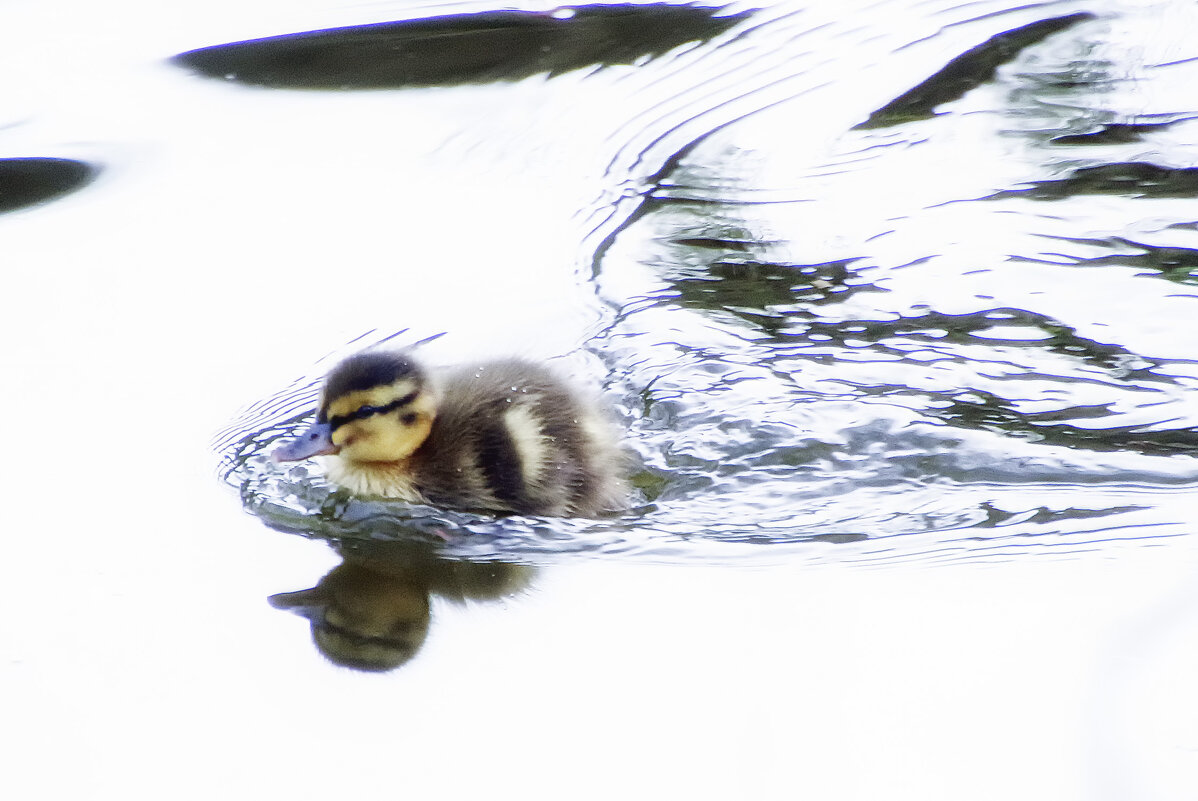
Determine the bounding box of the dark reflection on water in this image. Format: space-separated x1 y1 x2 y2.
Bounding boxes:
216 1 1198 566
1026 235 1198 286
1050 120 1189 146
645 276 1198 455
589 1 1198 553
857 12 1095 129
0 157 97 214
271 537 535 672
173 3 751 89
988 162 1198 200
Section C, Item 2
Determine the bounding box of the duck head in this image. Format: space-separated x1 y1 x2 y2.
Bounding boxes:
272 351 438 464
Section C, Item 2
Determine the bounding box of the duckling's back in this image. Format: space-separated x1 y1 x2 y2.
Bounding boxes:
411 359 626 517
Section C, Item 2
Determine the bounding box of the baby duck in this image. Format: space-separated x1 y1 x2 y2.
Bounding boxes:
272 351 627 517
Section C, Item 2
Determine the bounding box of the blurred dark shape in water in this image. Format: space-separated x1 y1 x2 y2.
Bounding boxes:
1050 119 1190 146
672 258 866 307
649 234 1198 456
0 157 97 214
662 256 872 336
987 162 1198 200
270 538 536 672
936 390 1198 456
1022 235 1198 286
857 12 1096 129
172 4 753 89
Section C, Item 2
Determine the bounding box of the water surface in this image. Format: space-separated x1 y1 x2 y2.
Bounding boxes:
4 1 1198 799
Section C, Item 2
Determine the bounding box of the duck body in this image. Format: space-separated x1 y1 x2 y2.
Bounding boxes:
273 352 627 517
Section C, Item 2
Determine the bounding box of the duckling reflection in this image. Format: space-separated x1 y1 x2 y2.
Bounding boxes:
269 540 536 673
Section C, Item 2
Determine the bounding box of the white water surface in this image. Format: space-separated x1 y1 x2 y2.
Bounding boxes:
3 1 1197 799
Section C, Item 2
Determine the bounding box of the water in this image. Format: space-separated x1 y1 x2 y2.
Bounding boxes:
217 0 1198 564
5 1 1198 799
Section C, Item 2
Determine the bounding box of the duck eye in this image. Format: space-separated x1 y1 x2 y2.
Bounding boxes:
328 392 418 431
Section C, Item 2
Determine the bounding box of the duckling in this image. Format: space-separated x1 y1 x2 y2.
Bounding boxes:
272 351 627 516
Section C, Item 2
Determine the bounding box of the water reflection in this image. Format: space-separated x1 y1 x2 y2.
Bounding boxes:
1030 234 1198 286
989 162 1198 201
584 0 1198 551
271 537 536 672
174 4 752 89
0 157 97 214
858 12 1096 128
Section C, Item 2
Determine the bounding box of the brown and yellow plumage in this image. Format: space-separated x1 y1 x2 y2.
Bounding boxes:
273 351 628 517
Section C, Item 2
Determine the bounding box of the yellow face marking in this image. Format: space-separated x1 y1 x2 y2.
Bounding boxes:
324 378 420 421
324 378 437 464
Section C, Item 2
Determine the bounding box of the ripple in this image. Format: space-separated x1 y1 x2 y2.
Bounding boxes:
214 0 1198 567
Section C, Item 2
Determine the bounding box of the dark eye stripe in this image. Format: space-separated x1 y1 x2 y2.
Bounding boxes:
328 390 419 431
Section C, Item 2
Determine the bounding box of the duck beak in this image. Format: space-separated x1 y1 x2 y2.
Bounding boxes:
271 421 338 462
